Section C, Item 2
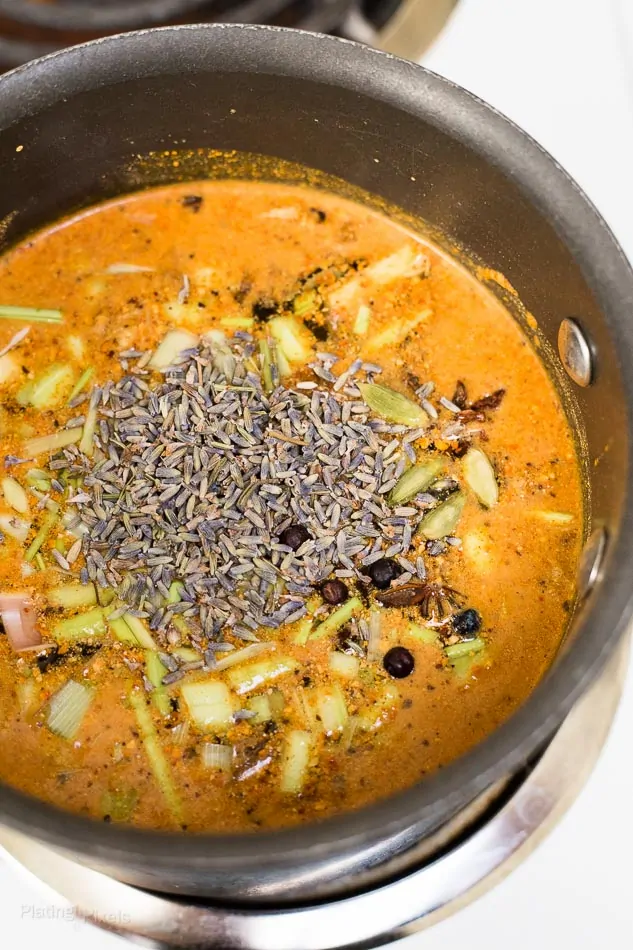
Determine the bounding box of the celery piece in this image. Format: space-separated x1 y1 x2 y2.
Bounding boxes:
0 513 30 543
181 679 236 732
47 680 93 740
1 476 29 514
123 613 158 650
315 685 348 736
52 608 106 641
101 787 139 822
269 315 312 363
0 305 62 323
310 597 363 641
145 651 168 689
150 329 199 370
48 582 98 610
129 691 183 824
358 382 428 427
328 652 360 680
226 656 298 695
445 638 486 660
24 509 60 562
388 458 444 506
27 364 74 409
247 694 273 724
25 427 83 457
280 730 312 794
66 366 94 405
406 624 440 645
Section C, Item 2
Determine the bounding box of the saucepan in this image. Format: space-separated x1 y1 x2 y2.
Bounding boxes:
0 24 631 903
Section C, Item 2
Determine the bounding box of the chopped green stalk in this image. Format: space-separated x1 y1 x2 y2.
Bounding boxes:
49 582 98 610
315 685 349 735
353 304 371 336
445 638 486 660
129 691 183 824
219 315 255 329
529 510 574 524
357 683 400 732
329 652 360 679
214 641 272 672
152 688 172 717
420 492 466 540
310 597 363 641
145 651 168 688
23 364 73 409
227 656 298 695
463 448 498 508
123 613 158 650
406 624 440 645
358 383 428 428
34 553 46 571
294 616 314 645
66 366 95 405
25 427 83 457
149 328 199 370
0 305 62 323
247 694 273 724
172 646 202 663
451 656 478 679
269 315 312 363
107 612 138 645
259 338 274 394
97 588 116 608
293 289 319 318
181 680 236 731
167 580 185 604
24 508 60 562
388 458 444 506
101 787 139 822
17 678 38 715
47 680 93 739
280 730 312 794
368 308 432 350
79 403 98 457
52 607 106 641
201 743 233 772
25 468 51 491
1 476 29 514
0 513 30 543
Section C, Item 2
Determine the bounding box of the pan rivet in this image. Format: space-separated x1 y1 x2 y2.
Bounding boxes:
558 318 593 387
578 527 607 600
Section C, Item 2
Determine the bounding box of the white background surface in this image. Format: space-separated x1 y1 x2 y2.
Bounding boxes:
1 0 632 947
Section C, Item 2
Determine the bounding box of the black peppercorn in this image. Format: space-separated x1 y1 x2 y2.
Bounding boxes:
279 524 311 551
383 646 415 679
452 608 482 639
321 579 349 604
367 558 401 590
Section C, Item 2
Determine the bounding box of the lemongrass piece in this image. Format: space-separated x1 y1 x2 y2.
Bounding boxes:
227 656 298 695
280 730 312 794
0 593 41 650
388 458 444 506
145 651 168 689
328 652 360 680
24 508 59 561
0 353 17 384
310 597 363 641
17 678 38 715
122 613 158 650
129 690 183 823
67 335 85 360
172 646 202 663
420 492 467 540
365 245 430 284
293 289 318 318
66 366 94 405
107 612 138 646
26 468 50 491
25 427 83 456
201 743 233 772
1 476 29 514
463 447 498 508
214 641 272 672
353 304 371 336
150 329 199 370
269 315 312 363
106 263 155 274
358 383 428 428
180 680 236 731
357 682 400 732
247 694 273 724
259 338 274 394
366 609 382 662
169 721 190 746
445 637 486 660
0 513 30 543
0 306 62 323
219 315 255 329
79 402 97 457
52 607 106 641
315 685 348 735
48 583 97 610
368 308 433 350
529 510 574 524
406 624 440 645
47 680 93 740
0 325 29 359
27 364 73 409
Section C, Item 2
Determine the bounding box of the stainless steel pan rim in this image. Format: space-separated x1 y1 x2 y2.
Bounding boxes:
0 23 632 898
